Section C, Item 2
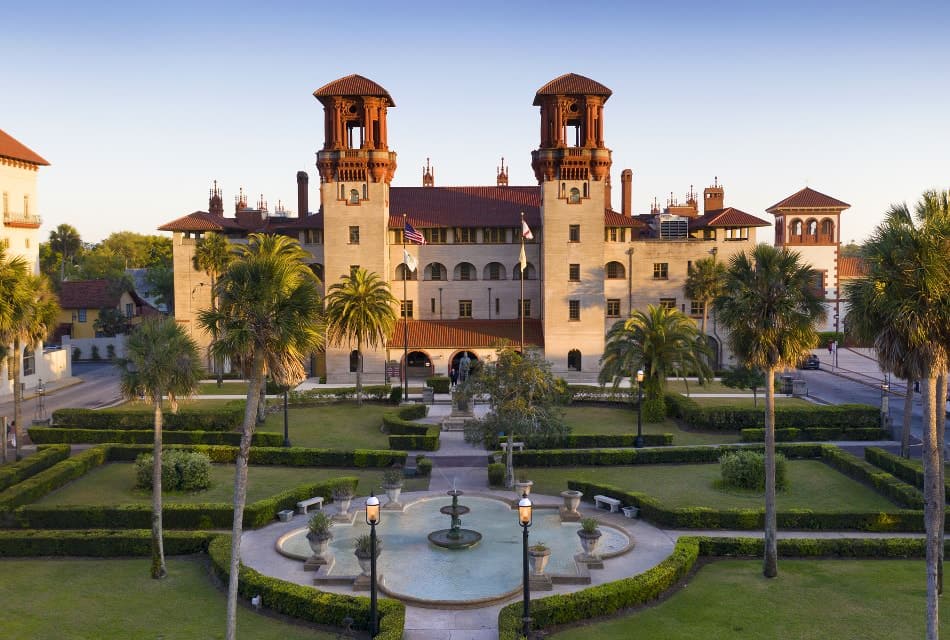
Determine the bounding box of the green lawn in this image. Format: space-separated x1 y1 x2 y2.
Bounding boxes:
0 556 335 640
257 402 394 449
35 462 428 506
523 460 898 511
688 396 811 408
196 381 250 395
563 406 740 446
553 559 948 639
111 398 244 411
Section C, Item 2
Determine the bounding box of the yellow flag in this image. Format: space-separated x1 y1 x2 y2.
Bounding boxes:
519 242 527 272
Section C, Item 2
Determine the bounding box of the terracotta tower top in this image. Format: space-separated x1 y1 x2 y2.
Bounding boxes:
208 180 224 217
496 157 508 186
531 73 613 184
422 157 434 187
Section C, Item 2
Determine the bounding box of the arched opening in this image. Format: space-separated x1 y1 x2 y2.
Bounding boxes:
454 262 477 281
483 262 506 281
569 187 581 204
567 349 582 372
395 263 417 281
405 350 432 379
349 189 360 204
450 351 479 382
513 262 536 280
790 218 803 242
424 262 446 281
819 218 835 243
349 350 361 373
22 346 35 377
806 218 818 243
605 261 625 279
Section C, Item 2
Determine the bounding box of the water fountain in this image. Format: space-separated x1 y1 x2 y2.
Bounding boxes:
427 489 483 549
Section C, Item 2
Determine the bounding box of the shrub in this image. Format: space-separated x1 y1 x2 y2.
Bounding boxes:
388 387 402 404
0 445 71 493
104 444 405 468
426 376 450 393
642 396 666 423
719 450 787 491
106 344 116 360
415 456 433 477
52 407 243 431
72 347 81 361
135 450 212 492
548 433 673 448
511 443 824 468
741 427 889 442
91 345 101 360
0 529 214 557
28 427 282 447
0 446 109 511
488 463 506 487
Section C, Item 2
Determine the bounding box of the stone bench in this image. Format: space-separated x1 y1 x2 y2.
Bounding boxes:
296 496 324 515
499 441 525 453
593 494 621 513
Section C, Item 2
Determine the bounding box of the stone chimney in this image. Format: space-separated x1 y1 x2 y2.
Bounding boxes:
621 169 632 217
297 171 309 216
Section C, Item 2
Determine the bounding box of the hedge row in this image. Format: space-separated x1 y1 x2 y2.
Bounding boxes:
565 384 633 403
28 427 283 447
549 433 673 448
14 477 359 530
0 447 108 511
425 376 450 393
288 385 394 403
740 427 890 443
383 404 439 451
0 529 214 557
511 443 824 467
52 407 243 431
665 392 880 431
208 535 404 639
105 444 406 468
0 445 71 492
696 535 940 558
820 446 924 509
865 447 950 501
498 537 699 639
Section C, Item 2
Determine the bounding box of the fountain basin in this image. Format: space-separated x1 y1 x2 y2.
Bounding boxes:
428 528 483 549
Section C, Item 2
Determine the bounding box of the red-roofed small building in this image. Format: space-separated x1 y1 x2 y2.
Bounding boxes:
55 279 158 341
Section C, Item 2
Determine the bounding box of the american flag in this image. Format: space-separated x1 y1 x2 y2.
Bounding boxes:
404 222 426 245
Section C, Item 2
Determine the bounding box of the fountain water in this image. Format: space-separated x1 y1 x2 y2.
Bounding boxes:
427 489 482 549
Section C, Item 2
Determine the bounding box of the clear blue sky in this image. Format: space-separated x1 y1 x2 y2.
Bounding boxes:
6 1 949 244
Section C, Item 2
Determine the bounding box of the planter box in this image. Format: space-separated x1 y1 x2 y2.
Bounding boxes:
277 509 294 522
622 506 639 519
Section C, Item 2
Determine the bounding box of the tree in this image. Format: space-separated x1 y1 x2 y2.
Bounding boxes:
115 317 202 579
145 263 175 313
48 223 82 281
0 249 30 463
324 267 397 406
720 365 766 407
599 305 711 421
683 255 725 337
192 232 233 384
197 233 323 640
714 243 825 578
94 307 130 337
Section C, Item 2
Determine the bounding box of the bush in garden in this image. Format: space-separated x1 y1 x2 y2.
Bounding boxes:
135 450 212 492
488 463 506 487
719 450 786 491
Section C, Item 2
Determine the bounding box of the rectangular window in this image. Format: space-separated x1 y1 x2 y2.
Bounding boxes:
455 228 476 243
424 228 447 244
518 299 531 318
569 225 580 242
659 298 676 310
431 298 436 313
607 227 619 242
348 226 360 244
690 300 705 317
483 227 504 243
488 263 501 280
304 229 323 244
495 298 500 315
606 299 621 317
78 309 87 323
401 300 413 318
569 264 580 281
459 300 472 318
653 263 669 279
459 264 473 281
23 195 29 216
125 303 133 318
568 300 580 321
392 229 403 244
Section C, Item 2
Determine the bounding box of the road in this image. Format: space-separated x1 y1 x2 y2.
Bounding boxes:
0 361 123 425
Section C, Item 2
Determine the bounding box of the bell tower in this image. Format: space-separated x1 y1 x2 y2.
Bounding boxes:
535 73 612 379
314 74 396 383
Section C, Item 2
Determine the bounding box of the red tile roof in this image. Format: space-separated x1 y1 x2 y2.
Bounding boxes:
313 74 394 105
605 210 648 228
158 211 323 233
689 208 771 229
59 280 122 309
388 319 544 349
767 187 850 213
0 129 49 166
533 74 612 105
838 256 868 278
388 187 541 229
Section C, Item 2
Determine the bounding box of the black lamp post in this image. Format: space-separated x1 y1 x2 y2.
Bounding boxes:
519 492 533 639
282 390 290 447
634 369 645 448
365 494 380 636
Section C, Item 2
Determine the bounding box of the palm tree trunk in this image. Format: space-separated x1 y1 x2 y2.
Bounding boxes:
212 273 223 388
902 378 915 458
763 365 778 578
13 337 22 461
151 395 167 579
936 372 946 595
257 381 266 424
356 337 363 407
225 351 265 640
921 375 939 640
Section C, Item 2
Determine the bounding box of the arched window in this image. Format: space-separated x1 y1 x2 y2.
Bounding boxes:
22 346 35 377
806 219 818 241
567 349 582 372
483 262 506 281
349 350 361 373
425 262 446 281
791 219 803 237
605 261 625 279
395 263 417 281
349 189 360 204
513 262 536 280
820 218 835 241
569 187 581 204
454 262 477 281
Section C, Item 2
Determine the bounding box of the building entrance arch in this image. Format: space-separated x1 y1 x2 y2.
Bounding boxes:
450 351 479 380
404 350 433 379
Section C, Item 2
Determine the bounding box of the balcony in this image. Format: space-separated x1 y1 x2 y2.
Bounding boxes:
4 210 42 228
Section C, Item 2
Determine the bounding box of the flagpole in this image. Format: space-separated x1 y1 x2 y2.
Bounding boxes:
402 213 409 402
520 211 525 354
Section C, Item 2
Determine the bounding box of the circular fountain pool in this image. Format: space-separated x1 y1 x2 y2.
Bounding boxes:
277 495 631 604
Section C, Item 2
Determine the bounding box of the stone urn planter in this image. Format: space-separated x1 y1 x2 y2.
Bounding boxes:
333 488 353 517
307 531 332 560
528 545 551 576
560 489 582 514
577 517 602 561
304 512 334 569
354 534 381 577
382 469 404 507
513 479 533 498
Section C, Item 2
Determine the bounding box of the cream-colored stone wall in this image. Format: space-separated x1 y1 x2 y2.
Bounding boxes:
170 232 215 367
0 161 41 272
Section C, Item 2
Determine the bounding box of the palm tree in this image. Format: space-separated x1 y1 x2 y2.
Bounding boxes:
115 317 202 579
683 255 725 337
49 223 82 282
598 304 711 421
714 243 825 579
0 249 30 463
197 233 324 640
192 232 233 385
324 267 398 406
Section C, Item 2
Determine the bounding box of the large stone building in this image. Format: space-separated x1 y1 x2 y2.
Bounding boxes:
161 73 845 383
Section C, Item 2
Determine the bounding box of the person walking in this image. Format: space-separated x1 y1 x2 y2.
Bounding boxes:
450 367 458 389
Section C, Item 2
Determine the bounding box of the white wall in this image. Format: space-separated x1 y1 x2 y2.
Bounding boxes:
62 335 128 361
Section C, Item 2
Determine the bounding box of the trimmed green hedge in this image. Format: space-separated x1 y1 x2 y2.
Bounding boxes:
383 404 439 451
696 535 940 558
0 529 214 557
105 444 406 468
425 376 450 393
511 443 824 467
564 385 633 403
288 385 393 403
821 446 924 509
665 392 879 431
0 447 108 512
741 427 890 442
28 427 283 447
208 535 405 639
52 407 243 431
14 477 359 530
865 447 950 501
0 445 71 492
498 537 699 639
549 433 674 448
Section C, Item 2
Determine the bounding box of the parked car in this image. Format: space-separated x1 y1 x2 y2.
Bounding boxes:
799 354 820 370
